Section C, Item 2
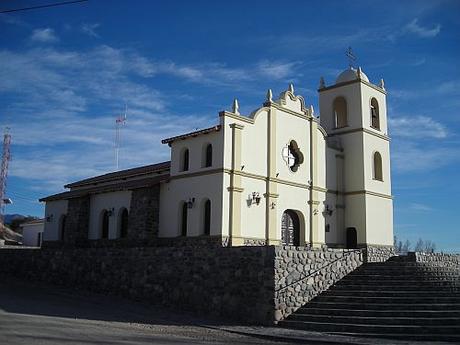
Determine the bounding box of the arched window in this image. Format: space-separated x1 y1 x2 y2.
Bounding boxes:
59 215 67 241
181 202 188 236
119 208 129 238
373 152 383 181
204 144 212 167
203 199 211 235
181 149 189 171
101 210 110 239
370 98 380 130
333 97 348 128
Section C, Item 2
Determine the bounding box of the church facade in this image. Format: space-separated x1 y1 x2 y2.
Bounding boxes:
41 66 393 249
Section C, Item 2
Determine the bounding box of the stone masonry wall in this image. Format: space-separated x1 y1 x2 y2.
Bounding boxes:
0 245 376 324
362 245 395 263
128 186 160 240
0 246 275 324
273 247 363 321
410 252 460 269
64 196 90 245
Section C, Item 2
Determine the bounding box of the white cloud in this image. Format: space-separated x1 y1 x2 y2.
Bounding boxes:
391 142 460 173
411 57 426 66
0 43 306 193
389 116 447 139
81 23 100 38
405 19 441 38
0 45 216 193
436 80 460 96
409 203 433 212
256 61 300 80
30 28 58 43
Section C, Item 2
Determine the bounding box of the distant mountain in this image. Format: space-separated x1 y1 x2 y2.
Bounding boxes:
4 214 25 224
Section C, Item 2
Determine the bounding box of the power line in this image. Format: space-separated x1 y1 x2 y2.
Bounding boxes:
0 0 88 14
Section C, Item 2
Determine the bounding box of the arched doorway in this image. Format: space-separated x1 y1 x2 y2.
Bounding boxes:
59 214 67 241
119 208 129 238
281 210 300 246
346 227 357 249
101 210 110 239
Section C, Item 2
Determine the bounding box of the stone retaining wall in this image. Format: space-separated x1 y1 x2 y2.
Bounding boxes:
0 245 380 324
362 245 395 263
274 247 363 320
410 252 460 269
0 246 275 324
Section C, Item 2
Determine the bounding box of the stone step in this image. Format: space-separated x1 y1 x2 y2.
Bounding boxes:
362 261 452 266
326 332 460 342
305 301 460 310
354 270 460 277
288 313 460 326
315 294 460 304
359 264 456 270
278 319 460 335
332 283 459 291
322 289 460 297
347 272 460 280
339 275 460 283
296 307 460 318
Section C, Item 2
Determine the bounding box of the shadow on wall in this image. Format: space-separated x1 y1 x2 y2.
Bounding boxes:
0 278 232 327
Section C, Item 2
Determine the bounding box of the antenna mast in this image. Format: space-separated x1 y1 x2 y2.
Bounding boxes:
114 104 127 171
0 128 12 228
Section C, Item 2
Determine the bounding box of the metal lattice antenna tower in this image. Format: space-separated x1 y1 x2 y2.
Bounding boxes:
0 128 12 227
114 104 127 171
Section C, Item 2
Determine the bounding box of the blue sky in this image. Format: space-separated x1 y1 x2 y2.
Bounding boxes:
1 0 459 251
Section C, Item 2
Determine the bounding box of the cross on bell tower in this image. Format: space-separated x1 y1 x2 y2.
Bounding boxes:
345 47 357 68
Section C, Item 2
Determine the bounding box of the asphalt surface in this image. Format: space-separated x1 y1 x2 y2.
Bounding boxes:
0 279 291 345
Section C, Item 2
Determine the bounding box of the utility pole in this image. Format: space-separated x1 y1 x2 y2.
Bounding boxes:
0 128 12 229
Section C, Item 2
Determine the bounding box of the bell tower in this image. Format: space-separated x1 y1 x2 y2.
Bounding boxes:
318 67 393 248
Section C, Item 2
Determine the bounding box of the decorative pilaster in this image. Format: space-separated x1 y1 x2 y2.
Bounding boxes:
228 123 244 246
266 107 279 245
309 119 321 247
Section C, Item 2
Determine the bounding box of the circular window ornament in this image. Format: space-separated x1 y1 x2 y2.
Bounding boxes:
282 140 304 172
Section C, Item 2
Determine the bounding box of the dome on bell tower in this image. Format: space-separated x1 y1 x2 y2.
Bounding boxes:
336 67 369 84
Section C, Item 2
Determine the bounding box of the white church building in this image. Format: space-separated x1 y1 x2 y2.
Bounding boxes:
41 66 393 249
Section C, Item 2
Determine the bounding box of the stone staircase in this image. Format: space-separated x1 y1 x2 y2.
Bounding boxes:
279 256 460 342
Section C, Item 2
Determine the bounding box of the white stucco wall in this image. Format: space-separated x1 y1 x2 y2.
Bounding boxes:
43 200 68 241
319 83 364 131
170 130 223 176
360 84 388 135
344 194 367 244
159 173 224 238
88 191 132 239
365 195 393 245
21 222 44 246
363 134 392 195
275 109 311 186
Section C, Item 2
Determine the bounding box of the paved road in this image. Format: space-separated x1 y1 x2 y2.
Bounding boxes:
0 280 292 345
0 280 443 345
